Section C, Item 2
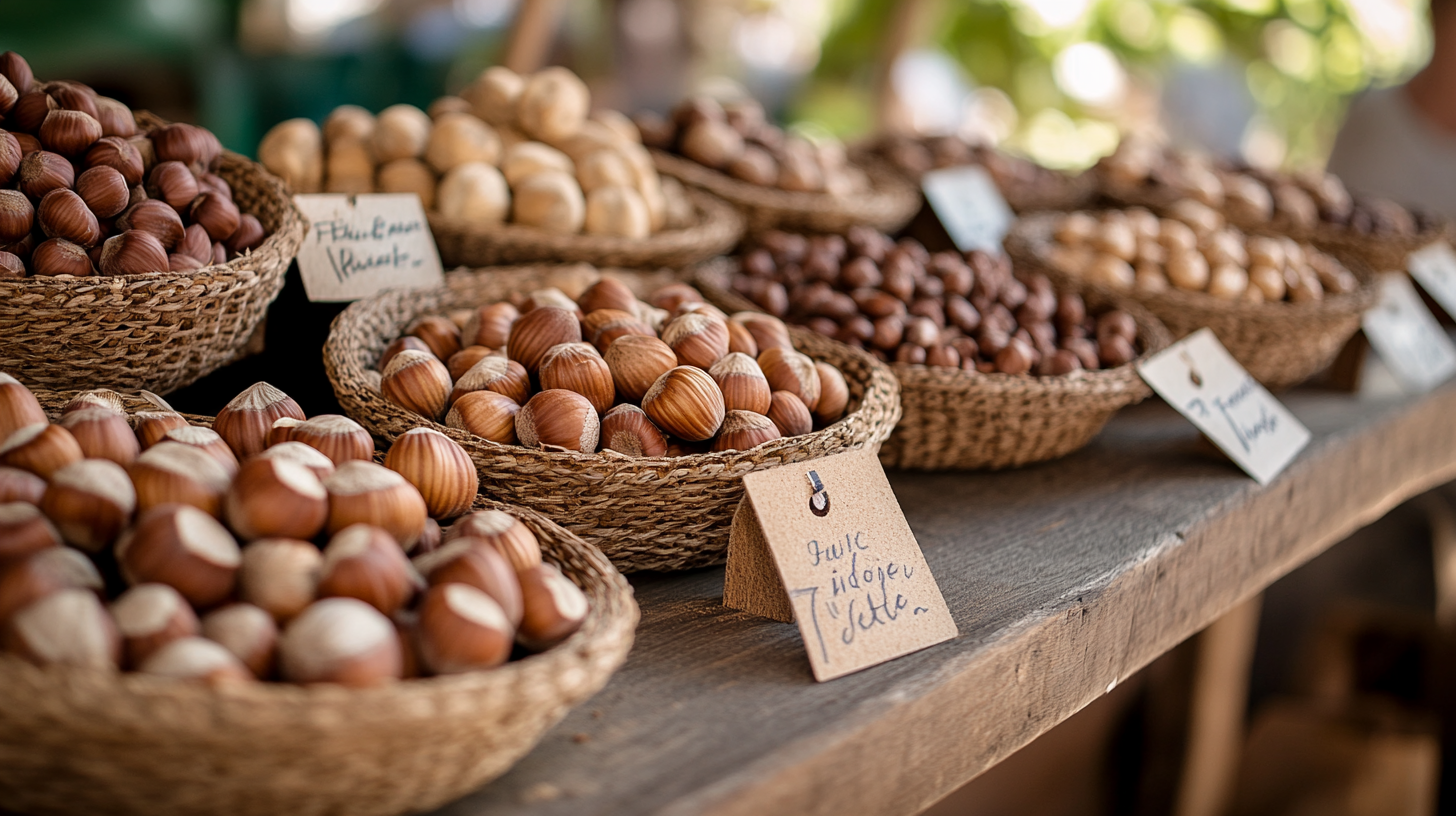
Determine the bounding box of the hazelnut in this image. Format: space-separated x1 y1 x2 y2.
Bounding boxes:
84 136 144 186
540 342 615 414
512 170 586 234
713 410 781 452
732 312 792 353
0 502 61 560
576 149 635 192
598 403 668 457
680 119 744 170
516 67 589 142
37 188 101 247
1085 253 1135 290
0 189 33 243
0 132 18 186
757 347 821 412
11 90 56 135
1 423 83 479
516 389 600 452
383 427 479 520
292 414 374 466
99 229 168 275
380 335 431 372
661 312 729 370
649 283 703 313
224 213 265 256
642 366 725 442
516 563 588 651
370 104 431 163
583 308 653 354
144 160 198 211
447 345 496 381
424 112 500 173
1099 334 1136 367
413 538 523 625
0 465 45 509
324 104 375 143
132 409 187 450
0 51 34 95
584 185 650 239
577 277 638 315
280 596 403 686
406 315 463 361
4 588 120 670
0 250 22 277
61 387 125 416
323 460 429 548
37 109 101 157
995 337 1035 375
238 538 322 622
446 390 520 445
507 306 582 374
213 382 305 459
416 582 514 673
31 237 94 276
324 137 374 194
138 636 254 683
1207 264 1249 300
201 603 278 678
381 349 453 421
1166 250 1210 291
110 583 199 668
726 319 759 357
0 545 102 625
117 198 185 250
813 362 849 425
501 142 575 186
0 372 46 440
462 66 524 126
377 158 437 209
449 355 530 406
257 117 323 194
163 425 240 475
462 301 519 348
417 518 443 555
254 439 336 480
189 192 241 242
599 335 674 404
709 352 772 415
116 504 241 609
128 441 233 517
151 122 222 170
317 524 421 615
225 457 328 542
39 459 136 552
766 391 812 437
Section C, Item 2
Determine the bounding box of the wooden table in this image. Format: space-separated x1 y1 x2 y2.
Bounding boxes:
433 380 1456 816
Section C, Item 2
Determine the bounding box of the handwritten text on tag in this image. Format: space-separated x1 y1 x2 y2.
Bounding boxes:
921 165 1014 254
1362 273 1456 394
1137 329 1310 485
293 193 444 302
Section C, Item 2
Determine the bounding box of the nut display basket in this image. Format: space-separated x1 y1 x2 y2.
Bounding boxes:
429 184 744 269
324 265 902 571
694 258 1171 471
651 150 921 235
0 484 637 816
1007 212 1379 391
0 112 307 397
847 140 1097 215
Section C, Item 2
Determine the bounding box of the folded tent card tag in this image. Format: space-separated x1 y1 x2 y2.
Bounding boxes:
921 165 1014 254
292 193 445 302
1137 328 1311 485
1361 273 1456 394
722 448 958 682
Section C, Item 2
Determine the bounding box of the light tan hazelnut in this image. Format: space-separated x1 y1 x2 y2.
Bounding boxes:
424 112 500 174
323 105 375 144
576 149 635 192
436 162 510 222
1207 264 1249 300
516 66 590 143
324 138 375 194
584 185 650 239
370 104 431 163
500 141 574 186
257 118 323 194
1166 250 1211 291
238 538 322 623
4 588 119 670
511 170 585 234
201 603 277 678
462 66 525 126
376 158 436 210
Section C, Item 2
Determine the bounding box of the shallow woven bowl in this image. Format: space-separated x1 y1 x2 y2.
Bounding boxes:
0 488 637 816
651 150 921 235
694 258 1170 471
0 112 306 396
1008 212 1379 391
429 184 743 269
325 265 901 572
846 141 1097 215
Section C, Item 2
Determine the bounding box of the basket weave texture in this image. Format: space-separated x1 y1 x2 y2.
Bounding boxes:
694 259 1169 471
1008 213 1379 391
651 150 921 234
0 486 637 816
0 112 306 396
325 266 902 572
429 185 744 269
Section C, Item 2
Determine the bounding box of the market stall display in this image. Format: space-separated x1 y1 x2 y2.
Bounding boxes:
257 66 741 268
325 265 900 571
0 51 306 395
0 376 636 816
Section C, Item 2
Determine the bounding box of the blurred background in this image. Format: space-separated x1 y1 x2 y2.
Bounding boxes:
0 0 1433 172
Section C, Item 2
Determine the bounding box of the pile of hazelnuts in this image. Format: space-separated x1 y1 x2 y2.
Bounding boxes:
0 376 586 686
864 132 1076 202
733 227 1143 376
0 50 269 279
377 277 850 457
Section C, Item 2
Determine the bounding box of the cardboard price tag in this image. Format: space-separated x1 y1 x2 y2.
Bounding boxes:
1362 273 1456 394
1137 329 1310 485
722 448 958 682
921 165 1014 254
293 194 445 302
1408 242 1456 320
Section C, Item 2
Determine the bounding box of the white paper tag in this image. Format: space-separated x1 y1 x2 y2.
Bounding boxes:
293 193 445 302
1408 241 1456 319
921 165 1014 253
1361 274 1456 394
1137 329 1311 485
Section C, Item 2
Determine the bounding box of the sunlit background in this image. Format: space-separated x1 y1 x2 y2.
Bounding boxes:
0 0 1435 170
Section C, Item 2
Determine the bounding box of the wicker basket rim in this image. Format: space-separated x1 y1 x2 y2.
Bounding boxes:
651 150 920 218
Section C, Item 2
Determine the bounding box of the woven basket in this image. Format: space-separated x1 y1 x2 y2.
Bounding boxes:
324 266 901 572
429 185 744 269
1008 213 1379 391
694 258 1170 471
847 141 1097 215
651 150 921 234
0 485 636 816
0 113 306 396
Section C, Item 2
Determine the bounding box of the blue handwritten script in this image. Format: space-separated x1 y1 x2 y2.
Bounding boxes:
793 532 933 666
313 216 427 283
1185 374 1277 454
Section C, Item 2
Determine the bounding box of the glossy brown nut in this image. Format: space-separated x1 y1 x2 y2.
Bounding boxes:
380 335 430 372
151 122 222 170
110 583 200 668
445 390 520 445
462 302 519 349
712 410 781 452
10 90 55 133
539 343 615 414
507 306 582 375
84 136 144 186
189 192 240 241
765 390 812 437
0 466 46 506
323 461 430 548
225 457 328 542
38 189 101 247
449 354 530 406
38 109 101 157
0 52 34 95
516 390 600 452
642 366 725 442
224 214 265 255
0 423 84 479
516 563 588 651
146 160 199 211
0 132 20 187
30 238 94 277
413 538 523 625
383 427 479 520
406 315 463 362
118 199 184 250
16 150 74 199
75 164 129 219
59 407 139 465
93 97 136 138
0 189 32 242
292 415 373 466
598 403 668 457
316 524 421 615
577 277 638 315
213 381 305 459
0 251 21 277
381 349 453 421
116 504 242 609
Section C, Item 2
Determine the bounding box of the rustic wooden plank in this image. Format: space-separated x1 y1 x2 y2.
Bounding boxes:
432 384 1456 816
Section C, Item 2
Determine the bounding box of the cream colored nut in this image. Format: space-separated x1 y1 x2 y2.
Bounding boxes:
516 67 590 143
1249 264 1286 301
1207 264 1248 300
501 141 574 186
462 66 525 126
1055 212 1097 246
1246 236 1285 269
1200 229 1248 268
436 162 510 223
323 105 375 144
1084 254 1135 290
324 138 375 194
576 149 635 193
258 119 323 194
370 104 431 163
1134 262 1169 293
376 158 436 210
1169 200 1223 237
1124 208 1160 243
1158 218 1198 253
1166 250 1210 291
1180 160 1225 207
511 171 585 234
424 112 501 174
584 185 650 239
1091 218 1137 262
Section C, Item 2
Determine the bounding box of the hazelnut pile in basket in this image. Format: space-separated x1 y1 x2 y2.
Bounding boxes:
0 51 269 278
259 65 689 239
632 95 867 196
1043 205 1358 303
378 278 850 456
0 377 586 685
865 133 1074 198
733 228 1141 376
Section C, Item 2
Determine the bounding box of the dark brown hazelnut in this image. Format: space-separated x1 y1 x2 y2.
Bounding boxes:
998 278 1028 310
0 250 22 277
179 224 211 265
189 192 240 241
1096 310 1137 343
93 97 136 138
950 336 978 361
1039 349 1082 376
10 90 54 133
212 242 226 265
871 315 904 351
169 253 201 272
99 229 168 276
1099 334 1136 367
0 131 19 186
117 199 184 250
38 189 102 247
16 150 73 200
977 326 1010 357
1064 337 1100 370
904 316 939 348
75 165 129 219
925 345 961 368
840 256 881 289
852 289 905 318
44 82 98 118
895 343 927 365
0 52 34 95
806 317 837 337
1055 293 1086 330
150 123 222 171
0 75 14 118
31 238 94 277
84 136 144 187
741 248 776 278
146 161 199 211
0 189 33 243
908 298 945 327
946 295 980 333
38 109 101 157
224 214 265 255
727 146 778 186
995 338 1034 375
632 111 676 148
837 315 874 345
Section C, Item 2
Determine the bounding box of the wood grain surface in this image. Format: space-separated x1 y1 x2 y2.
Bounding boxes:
432 383 1456 816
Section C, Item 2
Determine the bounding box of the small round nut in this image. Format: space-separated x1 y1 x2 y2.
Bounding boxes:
449 355 530 406
444 509 542 572
238 538 322 623
598 403 668 457
279 596 403 686
317 524 422 615
757 347 821 412
642 366 725 442
1 423 84 480
383 427 479 520
708 352 771 415
765 390 812 437
225 457 328 542
507 306 583 375
712 410 781 452
661 312 730 370
516 563 588 651
116 504 242 609
292 415 374 466
39 459 136 552
59 407 139 465
539 342 615 414
412 537 523 626
323 460 429 549
381 349 453 421
515 390 600 452
415 582 515 674
213 382 305 459
446 390 521 445
128 441 233 517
